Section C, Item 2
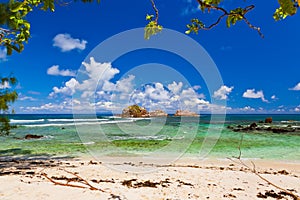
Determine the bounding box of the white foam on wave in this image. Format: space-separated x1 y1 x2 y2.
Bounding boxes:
113 135 167 141
281 120 300 124
108 116 122 119
22 119 136 127
47 118 108 122
10 119 44 123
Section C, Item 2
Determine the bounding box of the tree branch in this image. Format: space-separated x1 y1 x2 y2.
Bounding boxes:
194 0 264 38
41 168 105 192
150 0 159 23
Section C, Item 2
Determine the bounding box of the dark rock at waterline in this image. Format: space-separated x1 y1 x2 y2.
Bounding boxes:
265 117 273 123
272 128 295 133
228 124 298 134
250 123 257 129
24 134 43 140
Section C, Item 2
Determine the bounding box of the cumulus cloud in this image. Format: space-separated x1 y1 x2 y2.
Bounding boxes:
45 57 228 113
240 106 255 111
168 81 183 95
193 85 201 90
289 83 300 91
242 89 268 102
53 33 87 52
47 65 76 77
49 78 79 97
0 48 7 61
18 93 37 101
295 107 300 112
213 85 234 100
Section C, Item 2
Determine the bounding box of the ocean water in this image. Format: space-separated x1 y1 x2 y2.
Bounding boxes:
0 114 299 161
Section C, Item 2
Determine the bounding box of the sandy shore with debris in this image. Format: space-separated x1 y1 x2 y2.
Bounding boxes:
0 156 299 200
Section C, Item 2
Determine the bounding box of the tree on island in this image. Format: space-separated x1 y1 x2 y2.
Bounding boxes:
0 0 299 134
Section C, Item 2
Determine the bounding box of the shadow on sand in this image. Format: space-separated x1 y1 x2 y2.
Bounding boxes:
0 148 74 176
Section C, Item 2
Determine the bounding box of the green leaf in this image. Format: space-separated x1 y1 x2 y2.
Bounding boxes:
146 14 154 21
144 21 162 40
279 0 297 15
226 16 231 28
185 30 191 34
274 0 297 20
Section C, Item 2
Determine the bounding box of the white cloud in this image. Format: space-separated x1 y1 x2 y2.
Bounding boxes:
289 83 300 91
213 85 234 100
167 81 183 95
271 95 277 100
18 93 37 101
0 48 7 61
45 57 230 114
79 57 119 91
145 83 170 101
47 65 76 77
242 89 268 102
295 107 300 112
53 33 87 52
240 106 255 111
193 85 201 90
49 78 79 97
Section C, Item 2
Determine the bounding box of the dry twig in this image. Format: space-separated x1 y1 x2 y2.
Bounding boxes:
41 168 105 192
228 135 300 200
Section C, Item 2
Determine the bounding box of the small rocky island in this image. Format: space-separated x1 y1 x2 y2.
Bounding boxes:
174 110 199 117
120 104 200 118
121 104 168 118
149 110 168 117
122 105 149 118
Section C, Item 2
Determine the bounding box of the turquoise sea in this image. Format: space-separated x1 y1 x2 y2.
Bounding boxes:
0 114 299 161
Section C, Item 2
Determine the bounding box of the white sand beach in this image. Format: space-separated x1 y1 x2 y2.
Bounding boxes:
0 156 299 200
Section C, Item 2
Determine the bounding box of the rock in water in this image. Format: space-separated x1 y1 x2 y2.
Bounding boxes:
265 117 273 123
250 123 257 129
149 110 168 117
122 104 150 118
24 134 43 140
174 110 199 117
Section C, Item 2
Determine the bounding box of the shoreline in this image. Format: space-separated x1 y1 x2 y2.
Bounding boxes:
1 155 299 200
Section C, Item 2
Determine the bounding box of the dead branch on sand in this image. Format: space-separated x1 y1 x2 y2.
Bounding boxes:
228 134 300 200
41 168 105 192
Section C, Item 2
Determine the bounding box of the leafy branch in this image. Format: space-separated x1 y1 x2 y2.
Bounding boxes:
274 0 299 20
0 76 18 135
144 0 162 40
185 0 264 37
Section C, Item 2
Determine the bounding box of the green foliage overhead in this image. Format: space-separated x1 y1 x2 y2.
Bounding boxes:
144 14 163 40
0 0 299 54
273 0 298 20
0 76 18 135
0 0 100 56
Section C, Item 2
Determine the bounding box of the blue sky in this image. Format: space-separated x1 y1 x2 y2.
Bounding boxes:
0 0 299 114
